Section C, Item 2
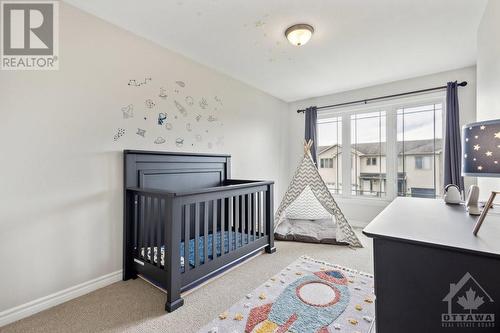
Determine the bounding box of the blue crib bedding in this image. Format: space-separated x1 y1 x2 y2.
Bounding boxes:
139 231 257 269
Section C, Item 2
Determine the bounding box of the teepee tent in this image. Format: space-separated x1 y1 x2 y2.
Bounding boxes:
274 140 363 248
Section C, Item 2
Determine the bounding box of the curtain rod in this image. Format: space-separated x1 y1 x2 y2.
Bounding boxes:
296 81 467 113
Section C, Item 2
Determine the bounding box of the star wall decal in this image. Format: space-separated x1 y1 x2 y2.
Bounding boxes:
473 144 480 151
478 166 483 171
495 132 500 139
486 151 493 157
480 125 486 130
136 128 146 137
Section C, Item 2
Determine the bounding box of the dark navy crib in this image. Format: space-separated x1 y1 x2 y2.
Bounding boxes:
123 150 275 312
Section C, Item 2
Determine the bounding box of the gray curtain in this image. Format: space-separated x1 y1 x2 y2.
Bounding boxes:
305 106 318 165
444 81 465 191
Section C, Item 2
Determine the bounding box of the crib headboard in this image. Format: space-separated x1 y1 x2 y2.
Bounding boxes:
124 150 231 192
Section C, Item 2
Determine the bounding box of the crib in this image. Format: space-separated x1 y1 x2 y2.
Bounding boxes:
123 150 275 312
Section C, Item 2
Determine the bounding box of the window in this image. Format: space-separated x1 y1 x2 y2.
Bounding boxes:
397 103 442 198
317 116 342 194
366 157 377 166
351 111 386 197
414 156 432 170
320 158 334 168
316 98 444 200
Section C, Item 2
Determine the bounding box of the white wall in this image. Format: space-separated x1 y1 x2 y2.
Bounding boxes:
0 3 288 315
477 0 500 201
287 66 477 224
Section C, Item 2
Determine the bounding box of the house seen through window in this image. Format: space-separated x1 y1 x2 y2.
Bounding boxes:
317 100 443 199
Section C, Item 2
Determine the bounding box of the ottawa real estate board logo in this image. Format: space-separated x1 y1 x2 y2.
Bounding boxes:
1 1 59 70
442 272 495 329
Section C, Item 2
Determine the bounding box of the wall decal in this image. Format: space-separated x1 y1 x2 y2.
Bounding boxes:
158 113 167 125
208 115 218 122
195 114 202 122
195 134 202 142
136 128 146 137
214 96 222 106
185 96 194 106
174 100 188 116
175 138 184 147
128 77 152 87
254 20 265 28
122 104 134 119
145 99 156 109
159 87 168 99
154 137 166 144
165 123 173 130
174 89 180 94
186 123 192 132
175 81 186 88
113 128 125 141
199 98 208 109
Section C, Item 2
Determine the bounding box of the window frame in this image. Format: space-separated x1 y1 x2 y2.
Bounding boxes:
317 92 445 202
320 158 334 168
366 157 377 166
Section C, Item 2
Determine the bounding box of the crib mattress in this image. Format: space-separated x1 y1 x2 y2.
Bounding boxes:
139 231 256 268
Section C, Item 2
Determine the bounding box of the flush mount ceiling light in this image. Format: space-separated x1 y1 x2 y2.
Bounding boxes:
285 24 314 46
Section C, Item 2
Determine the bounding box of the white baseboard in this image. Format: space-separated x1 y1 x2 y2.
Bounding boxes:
0 270 122 328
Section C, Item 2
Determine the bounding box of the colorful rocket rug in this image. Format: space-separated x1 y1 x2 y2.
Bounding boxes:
198 256 375 333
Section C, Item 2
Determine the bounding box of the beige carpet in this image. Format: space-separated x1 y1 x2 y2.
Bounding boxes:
2 230 372 333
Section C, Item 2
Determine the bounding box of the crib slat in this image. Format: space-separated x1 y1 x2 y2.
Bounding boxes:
212 200 217 260
221 199 225 254
240 195 247 246
246 194 251 244
263 192 267 236
146 196 152 263
184 204 190 272
156 197 162 268
252 193 256 242
194 202 200 268
203 201 209 265
235 196 240 248
150 196 155 265
228 197 233 252
137 195 143 259
257 192 261 239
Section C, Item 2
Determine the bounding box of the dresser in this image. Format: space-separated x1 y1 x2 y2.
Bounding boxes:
363 197 500 333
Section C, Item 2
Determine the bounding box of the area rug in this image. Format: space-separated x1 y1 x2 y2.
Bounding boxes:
198 256 375 333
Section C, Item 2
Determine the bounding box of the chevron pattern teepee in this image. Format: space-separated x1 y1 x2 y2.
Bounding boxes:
275 140 363 248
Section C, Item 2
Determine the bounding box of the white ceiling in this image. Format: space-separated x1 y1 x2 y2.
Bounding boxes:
64 0 487 102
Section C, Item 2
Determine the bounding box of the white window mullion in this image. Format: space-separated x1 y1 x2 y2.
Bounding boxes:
386 108 398 200
341 114 351 198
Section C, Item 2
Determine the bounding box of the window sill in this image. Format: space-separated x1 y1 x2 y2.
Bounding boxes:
332 195 393 206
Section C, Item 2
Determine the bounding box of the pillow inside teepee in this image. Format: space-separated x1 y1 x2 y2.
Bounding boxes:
285 185 332 220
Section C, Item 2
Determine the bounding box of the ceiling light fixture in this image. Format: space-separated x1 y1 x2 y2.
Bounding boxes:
285 24 314 46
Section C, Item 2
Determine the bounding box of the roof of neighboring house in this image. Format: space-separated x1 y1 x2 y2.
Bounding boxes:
318 139 442 156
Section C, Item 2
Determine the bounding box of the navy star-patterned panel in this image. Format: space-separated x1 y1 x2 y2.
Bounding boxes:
462 120 500 176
